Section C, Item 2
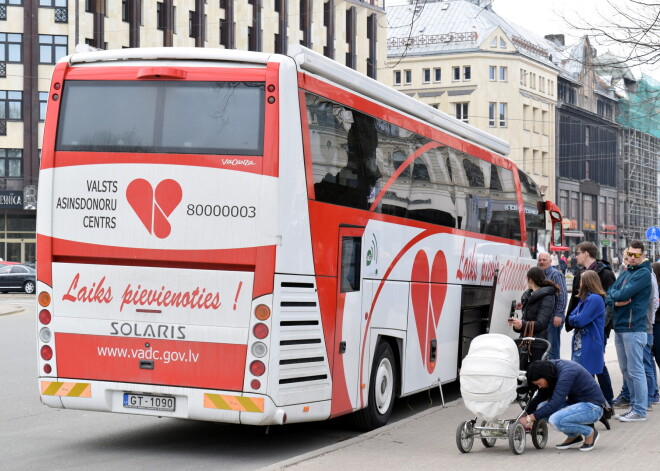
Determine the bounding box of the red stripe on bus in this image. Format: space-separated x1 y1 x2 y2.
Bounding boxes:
55 333 246 391
47 237 276 268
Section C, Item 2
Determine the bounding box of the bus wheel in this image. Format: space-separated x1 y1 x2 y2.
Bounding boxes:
353 341 397 431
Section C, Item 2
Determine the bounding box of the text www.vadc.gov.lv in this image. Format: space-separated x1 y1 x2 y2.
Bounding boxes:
97 346 200 364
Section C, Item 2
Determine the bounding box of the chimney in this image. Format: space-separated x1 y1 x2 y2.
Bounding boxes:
544 34 565 47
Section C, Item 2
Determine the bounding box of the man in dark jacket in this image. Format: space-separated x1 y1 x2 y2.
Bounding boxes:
521 360 606 451
568 241 616 417
605 240 652 422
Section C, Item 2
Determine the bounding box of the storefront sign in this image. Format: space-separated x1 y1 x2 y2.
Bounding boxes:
0 191 23 209
601 239 611 246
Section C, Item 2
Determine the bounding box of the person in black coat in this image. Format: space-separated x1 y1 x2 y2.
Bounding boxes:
508 267 559 367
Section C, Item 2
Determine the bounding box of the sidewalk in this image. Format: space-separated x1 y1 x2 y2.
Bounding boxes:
263 331 658 471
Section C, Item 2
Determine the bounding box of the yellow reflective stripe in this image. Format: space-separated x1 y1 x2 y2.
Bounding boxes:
41 381 91 397
204 394 264 412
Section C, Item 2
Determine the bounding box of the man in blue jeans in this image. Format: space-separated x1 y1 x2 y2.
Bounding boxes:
605 240 652 422
537 252 567 360
521 360 606 451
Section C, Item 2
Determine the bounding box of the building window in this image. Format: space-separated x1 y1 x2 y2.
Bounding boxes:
570 193 579 220
453 66 460 81
0 148 22 177
522 147 529 168
0 91 22 120
189 11 194 37
490 37 497 48
489 65 496 81
523 104 530 131
541 110 548 135
560 190 569 216
39 35 67 64
434 67 441 82
404 69 412 84
423 68 430 84
488 102 495 127
1 0 24 4
500 37 506 48
156 2 165 30
541 151 548 176
499 103 507 127
530 73 536 89
0 33 22 63
39 91 48 121
39 0 66 6
583 194 594 221
455 102 468 123
539 77 545 93
463 66 471 81
499 66 507 81
520 69 525 86
122 0 128 21
393 70 401 86
533 107 539 133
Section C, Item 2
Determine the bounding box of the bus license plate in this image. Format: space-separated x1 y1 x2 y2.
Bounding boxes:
123 393 175 412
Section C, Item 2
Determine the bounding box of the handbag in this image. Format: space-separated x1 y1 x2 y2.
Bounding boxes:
519 320 536 360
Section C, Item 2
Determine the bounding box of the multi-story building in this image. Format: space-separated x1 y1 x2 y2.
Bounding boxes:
385 0 559 204
551 36 620 259
0 0 386 262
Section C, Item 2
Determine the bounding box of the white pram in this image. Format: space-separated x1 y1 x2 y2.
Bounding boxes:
455 333 551 455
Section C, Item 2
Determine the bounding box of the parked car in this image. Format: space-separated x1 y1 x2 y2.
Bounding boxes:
0 264 36 294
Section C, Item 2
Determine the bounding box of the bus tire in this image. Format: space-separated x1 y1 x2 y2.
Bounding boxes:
353 341 397 431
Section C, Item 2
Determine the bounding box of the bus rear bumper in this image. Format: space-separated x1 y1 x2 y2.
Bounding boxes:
38 378 331 425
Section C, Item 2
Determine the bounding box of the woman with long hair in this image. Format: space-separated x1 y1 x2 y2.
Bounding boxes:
567 270 606 376
508 267 559 365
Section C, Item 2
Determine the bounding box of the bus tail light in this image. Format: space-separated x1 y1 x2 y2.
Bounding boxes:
255 304 270 321
251 379 261 390
250 360 265 376
40 345 53 361
253 323 269 339
39 327 52 343
39 309 52 325
38 292 51 307
251 342 268 358
43 364 52 374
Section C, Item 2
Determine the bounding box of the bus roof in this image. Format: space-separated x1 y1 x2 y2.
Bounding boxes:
60 45 510 157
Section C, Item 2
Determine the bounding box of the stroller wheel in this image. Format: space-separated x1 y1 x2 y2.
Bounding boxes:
480 420 496 448
508 422 526 455
456 421 474 453
531 419 549 449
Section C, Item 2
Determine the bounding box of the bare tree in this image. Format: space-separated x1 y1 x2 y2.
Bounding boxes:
563 0 660 69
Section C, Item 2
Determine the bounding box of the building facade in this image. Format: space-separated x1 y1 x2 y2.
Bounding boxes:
385 0 559 205
0 0 386 262
552 36 620 260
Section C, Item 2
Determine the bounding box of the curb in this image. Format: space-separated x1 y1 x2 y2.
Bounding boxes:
258 400 461 471
0 308 25 317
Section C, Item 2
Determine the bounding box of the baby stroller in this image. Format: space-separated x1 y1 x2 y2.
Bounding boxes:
455 333 551 455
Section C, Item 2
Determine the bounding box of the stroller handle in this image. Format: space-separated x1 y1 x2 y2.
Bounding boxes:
514 337 552 358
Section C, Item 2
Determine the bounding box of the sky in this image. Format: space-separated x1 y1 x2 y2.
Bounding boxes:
386 0 660 81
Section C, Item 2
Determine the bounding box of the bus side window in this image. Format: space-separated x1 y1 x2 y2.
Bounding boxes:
340 237 362 293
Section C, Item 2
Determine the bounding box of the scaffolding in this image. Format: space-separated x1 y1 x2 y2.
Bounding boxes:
619 127 660 255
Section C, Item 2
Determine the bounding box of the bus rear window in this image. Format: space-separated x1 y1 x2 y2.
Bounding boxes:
56 80 265 155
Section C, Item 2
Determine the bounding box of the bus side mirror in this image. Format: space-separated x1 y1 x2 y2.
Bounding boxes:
553 220 562 247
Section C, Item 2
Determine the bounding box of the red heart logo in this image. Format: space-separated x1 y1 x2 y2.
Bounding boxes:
411 250 448 373
126 179 182 239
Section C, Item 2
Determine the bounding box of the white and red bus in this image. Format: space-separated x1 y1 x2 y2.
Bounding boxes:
37 45 564 429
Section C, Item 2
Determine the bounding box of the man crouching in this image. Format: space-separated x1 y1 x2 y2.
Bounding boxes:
519 360 609 451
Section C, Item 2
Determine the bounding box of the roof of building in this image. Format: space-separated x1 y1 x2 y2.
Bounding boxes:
386 0 559 70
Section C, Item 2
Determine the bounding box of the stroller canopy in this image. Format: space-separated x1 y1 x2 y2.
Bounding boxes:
460 333 520 421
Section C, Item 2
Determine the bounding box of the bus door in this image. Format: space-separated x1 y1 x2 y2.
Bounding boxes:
333 226 365 413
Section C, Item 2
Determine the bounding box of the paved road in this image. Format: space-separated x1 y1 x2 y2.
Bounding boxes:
0 296 458 471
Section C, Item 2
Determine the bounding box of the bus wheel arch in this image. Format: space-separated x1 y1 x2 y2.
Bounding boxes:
353 336 400 431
